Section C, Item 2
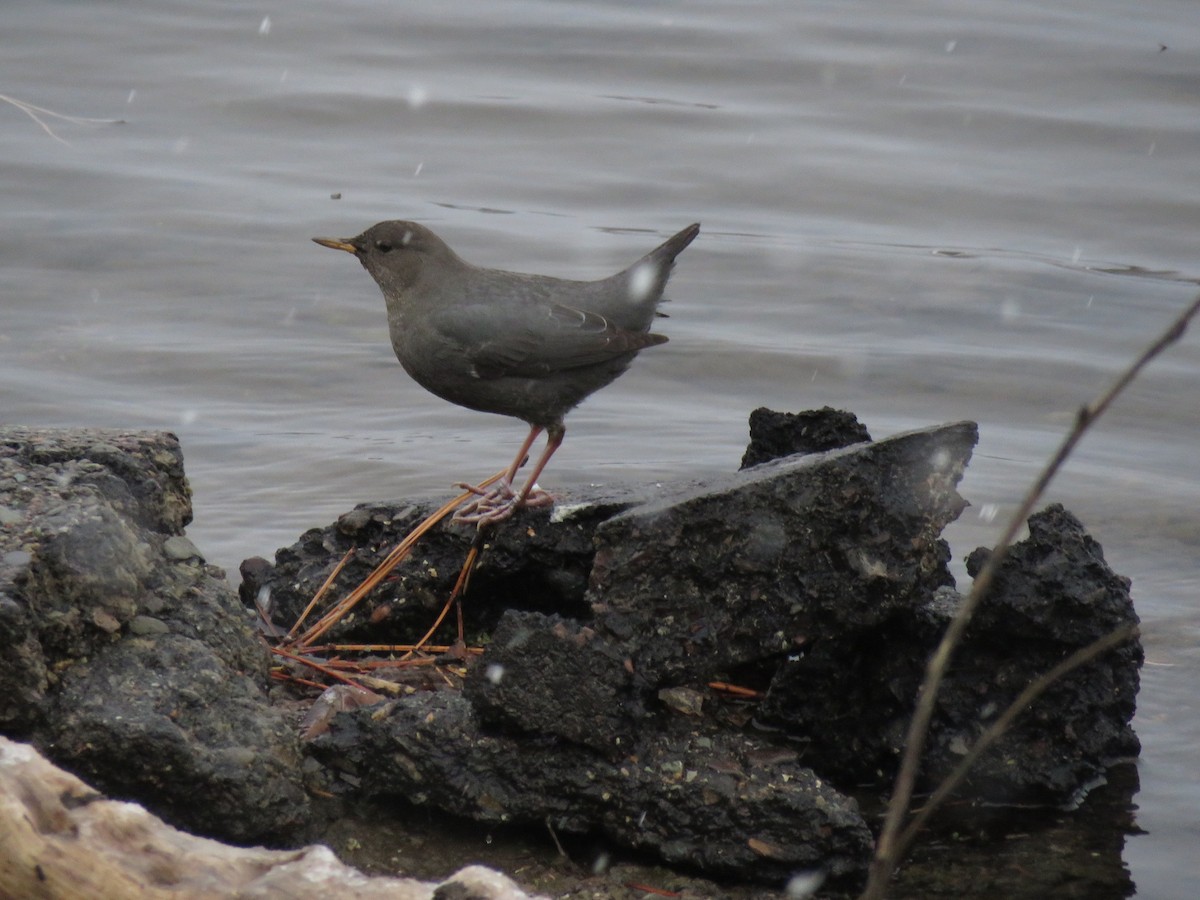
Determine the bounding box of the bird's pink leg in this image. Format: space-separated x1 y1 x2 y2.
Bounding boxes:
504 425 544 486
509 425 564 510
454 426 541 500
453 425 564 525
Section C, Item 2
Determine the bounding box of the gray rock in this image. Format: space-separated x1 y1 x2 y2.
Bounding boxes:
47 635 309 843
0 426 310 842
163 534 202 561
128 614 170 635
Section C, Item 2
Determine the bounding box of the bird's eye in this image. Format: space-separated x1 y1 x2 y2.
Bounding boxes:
374 240 393 253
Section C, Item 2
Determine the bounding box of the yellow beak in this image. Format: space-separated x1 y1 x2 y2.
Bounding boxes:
312 237 358 254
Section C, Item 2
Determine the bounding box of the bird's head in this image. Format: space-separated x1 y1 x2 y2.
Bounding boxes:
313 220 459 295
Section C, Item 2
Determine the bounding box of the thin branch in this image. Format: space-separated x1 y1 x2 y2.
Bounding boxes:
290 468 505 649
270 645 367 690
861 292 1200 900
285 546 355 640
400 540 481 660
1 92 124 146
897 622 1137 853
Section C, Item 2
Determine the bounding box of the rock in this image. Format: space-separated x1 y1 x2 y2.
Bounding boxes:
756 504 1142 803
274 410 1141 885
2 411 1143 890
163 534 202 561
263 491 639 647
128 614 170 635
0 427 310 842
44 635 309 843
283 420 974 887
463 421 973 745
966 504 1139 643
740 405 872 468
950 504 1142 798
309 691 872 886
463 610 639 752
587 421 975 685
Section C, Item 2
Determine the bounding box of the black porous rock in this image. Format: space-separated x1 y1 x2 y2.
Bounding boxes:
966 503 1138 644
276 412 1137 892
261 492 640 646
739 405 872 469
463 610 641 752
949 503 1142 799
756 504 1142 804
460 421 973 755
310 689 873 887
284 418 977 888
588 421 975 684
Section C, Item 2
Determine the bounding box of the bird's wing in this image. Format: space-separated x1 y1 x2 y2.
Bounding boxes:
428 302 667 380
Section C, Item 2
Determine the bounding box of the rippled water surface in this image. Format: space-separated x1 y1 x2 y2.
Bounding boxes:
4 2 1198 896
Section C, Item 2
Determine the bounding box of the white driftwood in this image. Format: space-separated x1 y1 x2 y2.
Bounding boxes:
0 736 540 899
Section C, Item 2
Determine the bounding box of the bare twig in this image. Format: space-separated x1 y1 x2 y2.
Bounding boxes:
545 816 568 858
861 293 1200 899
400 540 481 660
270 645 368 690
290 468 505 649
285 546 355 640
1 92 123 145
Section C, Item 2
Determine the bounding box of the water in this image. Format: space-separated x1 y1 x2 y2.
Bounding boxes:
3 1 1198 896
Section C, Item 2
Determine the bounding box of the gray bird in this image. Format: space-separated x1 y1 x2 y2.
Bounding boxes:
313 220 700 524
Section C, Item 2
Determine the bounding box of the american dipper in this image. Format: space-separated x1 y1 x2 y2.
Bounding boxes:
313 220 700 524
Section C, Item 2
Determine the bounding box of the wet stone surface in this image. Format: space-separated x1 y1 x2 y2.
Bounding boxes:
0 427 309 843
0 411 1143 893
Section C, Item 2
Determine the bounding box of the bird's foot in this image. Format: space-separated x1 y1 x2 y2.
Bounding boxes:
452 481 555 526
454 480 506 499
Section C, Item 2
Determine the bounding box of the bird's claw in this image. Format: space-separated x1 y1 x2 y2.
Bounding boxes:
453 480 507 499
452 482 555 526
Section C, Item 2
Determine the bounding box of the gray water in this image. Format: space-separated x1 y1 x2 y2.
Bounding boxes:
4 1 1198 896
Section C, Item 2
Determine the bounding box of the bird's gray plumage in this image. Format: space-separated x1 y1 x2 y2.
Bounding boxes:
315 220 700 429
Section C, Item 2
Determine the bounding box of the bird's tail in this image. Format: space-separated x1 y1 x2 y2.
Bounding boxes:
644 222 701 268
619 222 700 311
